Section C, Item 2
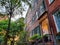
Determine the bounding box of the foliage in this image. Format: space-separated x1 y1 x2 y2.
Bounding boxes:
0 0 31 15
0 19 8 44
28 34 42 41
0 19 8 31
0 0 30 7
7 17 25 38
43 34 48 37
17 30 27 45
0 0 31 45
0 17 25 44
0 36 4 43
28 34 48 42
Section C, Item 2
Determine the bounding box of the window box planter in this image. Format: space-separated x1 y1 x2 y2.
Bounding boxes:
37 38 42 43
28 34 42 43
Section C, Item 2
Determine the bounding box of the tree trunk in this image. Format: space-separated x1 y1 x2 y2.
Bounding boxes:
11 41 14 45
11 37 14 45
4 8 12 45
4 33 8 45
0 43 1 45
4 0 13 44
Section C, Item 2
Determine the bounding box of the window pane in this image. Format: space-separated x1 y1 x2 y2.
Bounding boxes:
30 26 41 36
30 32 32 37
36 11 39 19
37 26 40 35
53 10 60 32
31 0 38 10
41 18 49 35
39 0 45 16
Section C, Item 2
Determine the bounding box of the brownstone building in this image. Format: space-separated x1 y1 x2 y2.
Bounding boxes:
25 0 60 45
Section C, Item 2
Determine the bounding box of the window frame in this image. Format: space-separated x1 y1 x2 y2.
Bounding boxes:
30 25 41 37
39 0 45 16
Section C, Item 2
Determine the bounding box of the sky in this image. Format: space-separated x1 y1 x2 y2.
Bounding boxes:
0 2 29 21
0 6 6 14
11 5 29 21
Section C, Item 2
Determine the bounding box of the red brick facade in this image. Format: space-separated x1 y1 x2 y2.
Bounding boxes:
25 0 60 45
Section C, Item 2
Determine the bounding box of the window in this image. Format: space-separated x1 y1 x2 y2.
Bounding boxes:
31 15 36 24
29 21 32 26
34 26 40 35
31 3 35 10
31 11 39 23
48 0 54 4
30 31 33 37
31 0 38 10
30 26 41 37
41 18 49 35
34 0 38 3
32 16 34 23
36 11 39 19
53 9 60 33
39 0 45 16
33 26 40 35
36 26 40 35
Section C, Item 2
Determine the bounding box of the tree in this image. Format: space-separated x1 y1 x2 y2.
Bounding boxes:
0 36 4 45
0 17 25 45
17 30 27 45
9 17 25 45
0 19 8 45
0 0 31 45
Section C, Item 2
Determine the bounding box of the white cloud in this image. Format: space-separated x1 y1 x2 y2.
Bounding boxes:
0 6 6 13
